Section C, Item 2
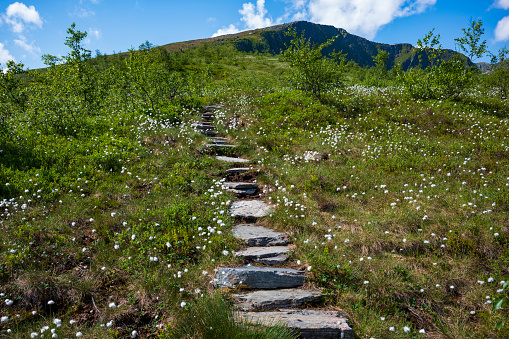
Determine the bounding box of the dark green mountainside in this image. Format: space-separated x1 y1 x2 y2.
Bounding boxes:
160 21 470 70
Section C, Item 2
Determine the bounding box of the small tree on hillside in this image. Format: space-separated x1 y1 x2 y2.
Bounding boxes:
281 28 345 99
486 46 509 99
373 49 390 77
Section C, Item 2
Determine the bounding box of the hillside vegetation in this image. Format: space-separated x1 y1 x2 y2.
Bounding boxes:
0 21 509 338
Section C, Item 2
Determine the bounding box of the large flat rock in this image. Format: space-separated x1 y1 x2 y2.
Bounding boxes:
235 246 290 260
204 105 222 112
233 289 322 310
230 200 271 218
217 156 250 163
212 266 306 289
223 182 258 190
226 168 251 174
233 224 288 246
205 144 237 148
237 309 354 339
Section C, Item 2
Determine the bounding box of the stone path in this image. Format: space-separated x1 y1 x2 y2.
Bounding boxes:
198 105 354 338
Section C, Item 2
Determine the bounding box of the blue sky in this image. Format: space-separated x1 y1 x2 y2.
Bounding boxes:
1 0 509 69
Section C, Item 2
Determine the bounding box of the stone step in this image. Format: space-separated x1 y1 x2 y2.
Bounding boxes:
223 182 258 196
205 144 237 148
235 246 290 265
237 309 354 339
195 124 216 131
230 200 272 218
217 156 249 163
202 130 217 136
228 188 257 195
209 138 228 144
204 105 222 112
223 182 258 190
233 224 289 246
233 288 322 311
212 266 306 289
226 168 251 174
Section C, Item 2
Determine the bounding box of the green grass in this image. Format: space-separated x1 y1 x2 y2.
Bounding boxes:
1 41 509 338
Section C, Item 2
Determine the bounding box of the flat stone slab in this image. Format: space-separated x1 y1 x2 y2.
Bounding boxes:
205 144 237 148
202 130 217 136
223 182 258 190
232 224 288 246
217 156 250 163
226 168 251 174
228 188 257 195
196 125 215 130
230 200 271 218
233 289 322 310
212 266 306 289
255 255 289 265
204 105 222 112
209 139 228 144
237 309 353 339
235 246 290 260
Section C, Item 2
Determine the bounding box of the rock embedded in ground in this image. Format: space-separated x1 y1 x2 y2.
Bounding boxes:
233 288 322 310
235 246 290 260
254 255 289 265
204 105 222 112
205 144 237 148
226 168 251 174
230 200 272 218
227 188 257 195
212 266 306 289
232 224 288 246
216 156 250 163
223 182 258 190
237 309 353 339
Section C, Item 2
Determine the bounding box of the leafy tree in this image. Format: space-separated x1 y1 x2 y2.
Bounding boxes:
0 61 28 119
123 46 187 112
31 23 105 134
372 49 390 77
281 28 345 98
454 19 488 62
485 46 509 99
139 40 155 50
402 22 486 100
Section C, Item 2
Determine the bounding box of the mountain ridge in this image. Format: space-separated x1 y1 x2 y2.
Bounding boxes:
159 21 470 70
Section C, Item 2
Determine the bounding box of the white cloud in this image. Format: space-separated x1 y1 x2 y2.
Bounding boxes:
215 0 436 40
89 28 101 39
4 2 43 33
212 24 240 37
71 6 95 18
14 37 41 54
307 0 436 39
212 0 281 37
495 15 509 41
493 0 509 10
239 0 275 29
0 43 15 64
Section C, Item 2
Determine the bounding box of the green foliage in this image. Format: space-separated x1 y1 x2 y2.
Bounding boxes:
281 28 345 98
0 61 28 118
372 49 390 77
164 294 297 339
454 19 488 62
485 46 509 99
401 22 486 100
123 46 188 111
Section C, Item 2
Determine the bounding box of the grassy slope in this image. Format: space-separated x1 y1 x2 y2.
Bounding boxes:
1 50 509 339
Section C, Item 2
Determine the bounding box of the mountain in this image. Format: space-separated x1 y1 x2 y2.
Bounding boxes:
160 21 470 70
